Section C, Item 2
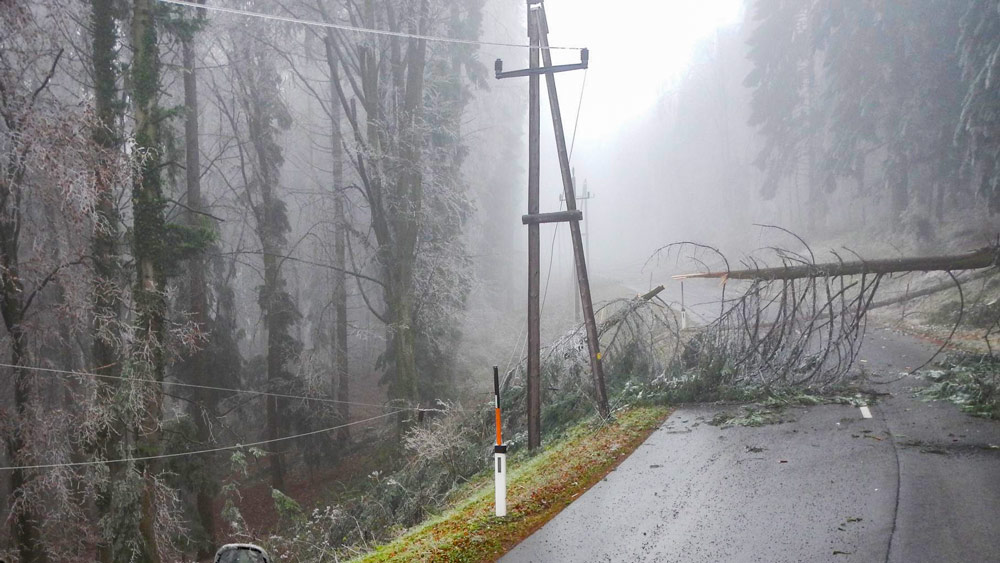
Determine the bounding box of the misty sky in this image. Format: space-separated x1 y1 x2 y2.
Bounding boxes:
483 0 743 135
542 0 743 136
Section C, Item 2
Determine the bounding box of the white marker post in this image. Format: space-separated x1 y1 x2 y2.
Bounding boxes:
680 281 688 330
493 366 507 517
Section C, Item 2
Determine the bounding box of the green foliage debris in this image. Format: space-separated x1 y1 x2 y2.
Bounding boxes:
917 353 1000 419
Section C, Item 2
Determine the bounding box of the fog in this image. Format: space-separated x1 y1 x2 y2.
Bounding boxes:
1 0 997 557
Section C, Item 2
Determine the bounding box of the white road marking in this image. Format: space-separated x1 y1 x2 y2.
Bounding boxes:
860 406 872 419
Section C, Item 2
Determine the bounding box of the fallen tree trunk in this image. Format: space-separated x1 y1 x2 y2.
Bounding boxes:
598 285 664 336
673 247 998 281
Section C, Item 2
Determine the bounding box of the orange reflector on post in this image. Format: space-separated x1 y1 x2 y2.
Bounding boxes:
495 407 502 446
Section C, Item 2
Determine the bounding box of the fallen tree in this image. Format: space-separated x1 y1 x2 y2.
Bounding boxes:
659 235 1000 390
673 246 998 281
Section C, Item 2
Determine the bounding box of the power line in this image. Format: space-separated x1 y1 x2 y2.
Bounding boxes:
1 362 481 415
0 411 402 471
568 69 588 160
211 250 385 287
0 361 396 411
158 0 584 51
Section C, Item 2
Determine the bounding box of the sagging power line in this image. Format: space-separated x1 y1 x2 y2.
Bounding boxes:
0 361 472 412
0 411 403 472
158 0 585 51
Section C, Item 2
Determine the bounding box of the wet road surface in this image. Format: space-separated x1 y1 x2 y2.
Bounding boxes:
502 329 1000 562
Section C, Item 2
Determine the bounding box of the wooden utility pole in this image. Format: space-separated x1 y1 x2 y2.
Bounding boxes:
526 3 541 450
496 0 608 451
536 7 609 418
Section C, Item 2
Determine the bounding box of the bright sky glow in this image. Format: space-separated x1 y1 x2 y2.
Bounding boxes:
543 0 744 138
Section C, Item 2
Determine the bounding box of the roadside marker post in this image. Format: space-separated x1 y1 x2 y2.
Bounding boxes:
493 365 508 517
681 281 688 330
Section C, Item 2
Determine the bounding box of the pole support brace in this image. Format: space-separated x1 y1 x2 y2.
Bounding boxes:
521 210 582 225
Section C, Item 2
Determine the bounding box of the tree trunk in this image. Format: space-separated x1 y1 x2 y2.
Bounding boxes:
935 180 946 222
250 116 288 491
131 0 165 559
230 39 295 493
806 48 822 233
181 6 217 554
0 48 44 563
889 32 911 219
674 246 998 281
328 58 350 443
5 332 45 563
386 2 427 405
892 153 910 217
386 273 418 403
263 247 286 491
90 0 124 560
854 154 867 227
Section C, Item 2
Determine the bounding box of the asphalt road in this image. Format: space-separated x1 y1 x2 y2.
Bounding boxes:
502 329 1000 562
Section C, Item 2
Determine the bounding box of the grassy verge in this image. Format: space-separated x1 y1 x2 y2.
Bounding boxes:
352 405 671 563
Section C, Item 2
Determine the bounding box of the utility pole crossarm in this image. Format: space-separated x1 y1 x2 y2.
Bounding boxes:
494 49 589 80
